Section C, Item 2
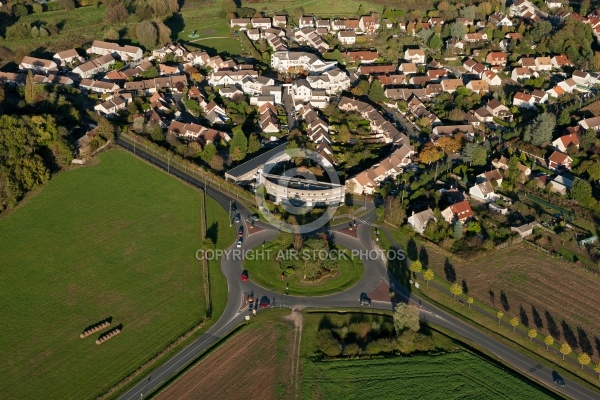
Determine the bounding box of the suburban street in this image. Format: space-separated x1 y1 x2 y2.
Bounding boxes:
116 139 599 400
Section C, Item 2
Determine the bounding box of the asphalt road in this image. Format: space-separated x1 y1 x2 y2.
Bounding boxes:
116 139 599 400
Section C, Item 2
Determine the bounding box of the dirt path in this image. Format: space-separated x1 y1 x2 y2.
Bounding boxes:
285 309 304 400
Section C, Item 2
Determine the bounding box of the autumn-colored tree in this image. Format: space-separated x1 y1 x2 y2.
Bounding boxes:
466 296 473 308
104 1 129 24
137 21 158 49
528 328 537 342
409 260 422 277
450 283 462 300
544 334 554 350
560 342 572 360
510 317 519 332
578 352 591 370
497 310 504 324
423 269 434 286
25 71 35 105
418 143 444 164
436 136 463 154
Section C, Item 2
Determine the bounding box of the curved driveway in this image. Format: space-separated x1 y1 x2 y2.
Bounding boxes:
116 140 598 400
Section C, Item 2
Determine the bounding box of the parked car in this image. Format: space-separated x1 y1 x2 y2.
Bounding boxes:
236 239 243 248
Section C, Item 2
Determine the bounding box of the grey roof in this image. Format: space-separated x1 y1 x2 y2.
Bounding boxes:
225 142 289 181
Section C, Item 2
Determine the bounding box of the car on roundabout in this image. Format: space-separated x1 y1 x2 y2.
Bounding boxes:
236 239 242 248
241 270 249 282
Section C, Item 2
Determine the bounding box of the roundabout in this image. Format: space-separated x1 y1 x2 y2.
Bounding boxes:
116 139 600 400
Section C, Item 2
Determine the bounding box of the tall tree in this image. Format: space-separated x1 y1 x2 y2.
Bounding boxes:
24 71 35 105
154 20 172 46
578 352 591 370
560 342 572 360
423 269 434 286
571 178 593 206
510 317 519 332
58 0 76 10
544 334 554 350
472 146 488 166
581 0 591 16
580 129 598 151
450 282 462 300
367 80 386 103
136 21 158 49
527 113 555 146
229 130 248 162
222 0 237 14
104 1 129 24
528 328 537 342
393 303 420 334
248 134 260 154
409 260 422 277
200 142 217 164
449 22 466 39
594 362 600 380
428 33 443 50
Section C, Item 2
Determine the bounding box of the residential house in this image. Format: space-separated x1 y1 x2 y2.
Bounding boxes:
464 32 488 42
552 132 579 152
404 48 426 64
230 18 251 30
251 17 272 29
572 70 591 86
477 169 503 186
87 40 143 61
511 67 535 81
531 89 548 104
53 49 83 66
441 79 464 93
547 86 565 98
79 79 119 94
258 103 280 133
578 116 600 131
271 51 336 73
534 56 552 71
446 38 465 52
474 107 494 123
492 156 510 170
94 94 128 117
19 56 58 74
159 64 180 76
482 70 502 86
72 54 115 78
432 125 474 139
511 223 535 238
548 151 573 170
359 64 397 76
469 181 498 203
513 92 536 109
441 200 474 225
205 101 228 125
398 62 417 74
486 51 507 66
299 15 315 28
488 12 513 27
347 50 379 64
551 55 573 69
151 43 188 61
407 209 437 234
466 80 489 94
486 99 513 122
338 30 356 45
219 86 244 99
518 57 536 68
359 15 379 34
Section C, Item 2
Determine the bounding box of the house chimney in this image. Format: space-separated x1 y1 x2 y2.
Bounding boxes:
412 211 415 216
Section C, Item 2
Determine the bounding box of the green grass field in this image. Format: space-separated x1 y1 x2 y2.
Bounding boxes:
244 244 364 296
0 150 226 399
302 352 555 400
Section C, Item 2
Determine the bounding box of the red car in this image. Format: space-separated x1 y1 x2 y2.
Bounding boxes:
240 270 249 282
238 227 244 237
259 296 270 309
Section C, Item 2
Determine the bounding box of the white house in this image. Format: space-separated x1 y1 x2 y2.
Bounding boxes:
271 51 337 74
407 209 436 234
19 56 58 74
53 49 84 66
552 133 579 152
482 70 502 86
513 92 536 109
469 181 498 203
87 40 143 62
338 30 356 45
404 48 426 64
72 54 115 78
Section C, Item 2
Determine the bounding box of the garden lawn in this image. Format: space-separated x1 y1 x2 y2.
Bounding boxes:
244 244 364 296
0 150 215 399
302 351 554 400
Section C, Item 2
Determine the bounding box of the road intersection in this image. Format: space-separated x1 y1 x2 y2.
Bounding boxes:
117 139 598 400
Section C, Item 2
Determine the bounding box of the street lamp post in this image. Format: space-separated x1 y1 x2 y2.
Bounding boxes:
401 179 407 204
229 200 232 227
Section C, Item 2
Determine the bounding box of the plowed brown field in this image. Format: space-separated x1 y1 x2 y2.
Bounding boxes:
422 242 600 360
156 319 295 400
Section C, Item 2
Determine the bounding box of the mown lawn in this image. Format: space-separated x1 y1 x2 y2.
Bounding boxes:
302 351 555 400
244 244 364 296
0 150 220 399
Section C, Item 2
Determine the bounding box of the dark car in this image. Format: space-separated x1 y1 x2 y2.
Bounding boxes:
259 296 270 309
240 270 248 282
234 213 240 223
238 226 244 237
552 371 565 387
359 293 371 306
